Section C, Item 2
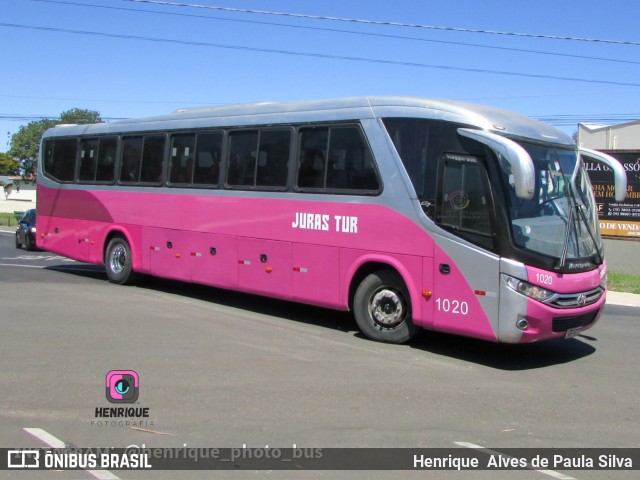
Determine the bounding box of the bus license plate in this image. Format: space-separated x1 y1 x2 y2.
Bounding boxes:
565 327 583 339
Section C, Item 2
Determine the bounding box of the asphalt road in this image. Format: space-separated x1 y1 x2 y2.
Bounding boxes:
0 227 638 479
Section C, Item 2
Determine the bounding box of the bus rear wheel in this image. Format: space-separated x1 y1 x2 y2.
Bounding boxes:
105 237 139 285
353 270 419 344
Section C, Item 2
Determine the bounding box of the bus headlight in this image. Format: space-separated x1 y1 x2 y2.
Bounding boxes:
503 274 554 302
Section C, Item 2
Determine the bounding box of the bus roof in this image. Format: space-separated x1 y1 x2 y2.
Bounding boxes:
45 96 574 146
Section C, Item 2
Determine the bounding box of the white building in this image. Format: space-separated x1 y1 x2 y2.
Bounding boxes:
577 120 640 150
0 175 36 213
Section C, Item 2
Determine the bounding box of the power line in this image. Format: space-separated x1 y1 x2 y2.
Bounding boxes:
0 114 127 122
130 0 640 47
29 0 640 66
0 93 219 106
3 22 640 88
534 114 640 126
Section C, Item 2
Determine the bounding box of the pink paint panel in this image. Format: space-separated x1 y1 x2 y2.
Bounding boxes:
433 245 497 341
526 264 605 294
519 295 605 343
190 233 239 289
36 186 431 256
237 237 293 300
144 227 192 281
291 243 341 309
420 257 435 328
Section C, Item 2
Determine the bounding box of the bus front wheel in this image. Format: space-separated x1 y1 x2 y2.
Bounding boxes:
105 237 139 285
353 270 419 344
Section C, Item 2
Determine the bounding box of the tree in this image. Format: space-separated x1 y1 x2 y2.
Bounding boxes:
8 119 57 177
8 108 102 176
60 108 102 125
0 152 20 175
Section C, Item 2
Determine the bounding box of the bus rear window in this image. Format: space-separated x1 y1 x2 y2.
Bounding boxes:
43 138 77 182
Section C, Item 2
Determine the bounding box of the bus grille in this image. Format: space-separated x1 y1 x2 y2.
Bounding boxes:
546 287 604 309
552 310 600 333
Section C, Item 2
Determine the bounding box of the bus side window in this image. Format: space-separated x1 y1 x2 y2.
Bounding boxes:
227 131 258 187
79 139 98 182
170 134 196 185
96 137 117 182
256 130 290 187
298 128 328 189
193 132 223 186
326 126 379 191
43 138 77 182
297 125 379 192
382 118 437 217
120 137 143 183
140 135 165 184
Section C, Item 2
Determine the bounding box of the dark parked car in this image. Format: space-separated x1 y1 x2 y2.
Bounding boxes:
15 209 37 251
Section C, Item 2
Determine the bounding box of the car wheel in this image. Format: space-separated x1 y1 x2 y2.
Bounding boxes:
24 234 35 251
353 270 420 344
105 236 139 285
15 234 21 249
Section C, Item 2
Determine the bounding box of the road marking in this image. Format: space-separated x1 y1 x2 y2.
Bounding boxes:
0 263 46 268
23 427 121 480
455 441 576 480
2 254 75 261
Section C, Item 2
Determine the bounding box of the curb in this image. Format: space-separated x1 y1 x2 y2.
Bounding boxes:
606 291 640 308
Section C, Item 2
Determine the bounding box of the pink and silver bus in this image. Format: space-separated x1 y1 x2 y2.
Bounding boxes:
37 97 626 344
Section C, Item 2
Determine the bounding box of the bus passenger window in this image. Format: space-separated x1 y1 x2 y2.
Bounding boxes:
120 137 143 183
298 128 328 188
170 134 196 185
96 137 117 182
256 130 290 187
193 132 222 186
227 131 258 187
297 126 379 192
140 135 165 183
326 126 379 191
79 139 98 182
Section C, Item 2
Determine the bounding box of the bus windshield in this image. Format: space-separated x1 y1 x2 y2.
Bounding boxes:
501 141 603 267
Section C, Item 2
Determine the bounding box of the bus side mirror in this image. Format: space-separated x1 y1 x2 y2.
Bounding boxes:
458 128 535 200
579 148 627 202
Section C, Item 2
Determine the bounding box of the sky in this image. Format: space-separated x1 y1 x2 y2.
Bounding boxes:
2 0 640 150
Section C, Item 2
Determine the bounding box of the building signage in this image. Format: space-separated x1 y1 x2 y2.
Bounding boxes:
585 150 640 237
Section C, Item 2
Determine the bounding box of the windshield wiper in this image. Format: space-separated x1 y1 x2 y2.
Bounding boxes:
555 157 595 270
557 201 574 271
575 203 604 265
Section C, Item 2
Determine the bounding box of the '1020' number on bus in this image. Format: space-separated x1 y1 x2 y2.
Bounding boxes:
435 298 469 315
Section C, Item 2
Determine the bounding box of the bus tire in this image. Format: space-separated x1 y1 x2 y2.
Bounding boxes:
105 237 139 285
353 270 419 344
